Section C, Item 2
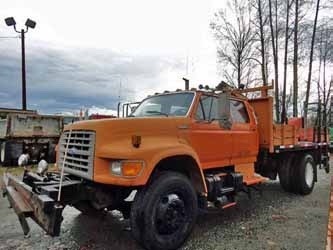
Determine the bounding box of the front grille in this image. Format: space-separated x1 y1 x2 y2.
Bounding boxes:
58 130 95 179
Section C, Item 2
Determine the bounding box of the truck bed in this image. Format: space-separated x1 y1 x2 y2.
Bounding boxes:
249 97 327 153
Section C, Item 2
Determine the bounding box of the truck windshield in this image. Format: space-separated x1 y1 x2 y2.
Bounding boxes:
131 92 194 117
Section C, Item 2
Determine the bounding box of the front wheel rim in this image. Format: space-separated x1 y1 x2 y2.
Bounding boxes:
305 162 314 187
155 193 187 235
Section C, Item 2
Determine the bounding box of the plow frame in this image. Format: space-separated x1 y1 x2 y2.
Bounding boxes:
2 171 82 236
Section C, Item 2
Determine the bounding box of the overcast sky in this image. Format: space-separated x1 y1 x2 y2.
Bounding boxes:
0 0 224 115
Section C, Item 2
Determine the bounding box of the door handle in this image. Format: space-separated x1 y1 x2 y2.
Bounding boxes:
178 124 189 129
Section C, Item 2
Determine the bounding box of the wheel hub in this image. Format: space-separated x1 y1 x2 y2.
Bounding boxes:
155 193 186 235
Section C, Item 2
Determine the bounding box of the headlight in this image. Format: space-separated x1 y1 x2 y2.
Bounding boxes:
110 161 122 175
110 160 144 177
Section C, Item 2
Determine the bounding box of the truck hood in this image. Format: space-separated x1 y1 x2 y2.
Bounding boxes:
63 117 188 158
65 117 179 136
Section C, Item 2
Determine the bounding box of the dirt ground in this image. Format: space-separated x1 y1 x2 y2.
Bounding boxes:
0 167 331 250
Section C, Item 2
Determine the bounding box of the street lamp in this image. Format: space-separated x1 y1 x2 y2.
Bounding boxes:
4 17 36 110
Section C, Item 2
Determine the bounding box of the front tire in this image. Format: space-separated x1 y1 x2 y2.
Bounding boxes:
130 172 198 250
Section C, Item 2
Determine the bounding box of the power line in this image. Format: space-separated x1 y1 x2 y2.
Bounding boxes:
0 36 20 38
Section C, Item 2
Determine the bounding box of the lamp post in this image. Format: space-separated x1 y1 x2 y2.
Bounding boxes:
4 17 36 111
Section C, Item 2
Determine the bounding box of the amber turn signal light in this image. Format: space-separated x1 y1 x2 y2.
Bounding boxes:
110 160 144 177
122 161 144 177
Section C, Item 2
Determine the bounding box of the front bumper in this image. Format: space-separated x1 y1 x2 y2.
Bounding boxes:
2 171 81 236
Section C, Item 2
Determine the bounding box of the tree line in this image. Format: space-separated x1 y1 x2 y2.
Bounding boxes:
211 0 333 124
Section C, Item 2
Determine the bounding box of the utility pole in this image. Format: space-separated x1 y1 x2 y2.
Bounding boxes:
21 29 27 110
4 17 36 111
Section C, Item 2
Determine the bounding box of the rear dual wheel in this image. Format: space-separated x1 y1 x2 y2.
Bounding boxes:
130 172 198 250
278 155 295 192
296 154 315 195
279 153 315 195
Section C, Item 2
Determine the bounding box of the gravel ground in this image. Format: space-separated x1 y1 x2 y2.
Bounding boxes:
0 168 331 250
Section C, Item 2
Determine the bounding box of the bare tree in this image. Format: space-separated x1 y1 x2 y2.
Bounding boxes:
285 85 294 116
210 0 332 124
316 30 323 104
292 0 299 117
268 0 280 121
303 0 321 125
211 0 257 87
281 0 294 122
314 21 333 126
252 0 269 85
321 24 333 122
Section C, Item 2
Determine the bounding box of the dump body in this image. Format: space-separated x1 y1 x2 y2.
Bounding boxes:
0 113 62 139
0 114 63 165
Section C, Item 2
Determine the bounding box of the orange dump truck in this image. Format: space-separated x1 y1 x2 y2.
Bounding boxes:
2 85 330 250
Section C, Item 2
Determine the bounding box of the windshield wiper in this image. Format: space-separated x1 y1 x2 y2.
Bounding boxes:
146 111 169 117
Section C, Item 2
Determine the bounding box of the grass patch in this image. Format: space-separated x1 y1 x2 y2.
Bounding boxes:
0 165 36 177
0 164 59 177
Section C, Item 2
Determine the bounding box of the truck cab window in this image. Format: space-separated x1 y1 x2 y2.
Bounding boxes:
195 95 218 121
132 92 194 117
230 100 249 123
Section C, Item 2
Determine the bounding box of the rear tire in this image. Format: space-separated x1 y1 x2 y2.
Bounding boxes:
0 141 11 166
278 155 295 192
47 141 57 163
295 154 315 195
0 141 5 165
130 172 198 250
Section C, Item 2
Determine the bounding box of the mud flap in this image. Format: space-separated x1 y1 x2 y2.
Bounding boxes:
2 173 65 236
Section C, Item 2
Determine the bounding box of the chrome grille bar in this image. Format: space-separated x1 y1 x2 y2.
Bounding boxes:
58 130 95 180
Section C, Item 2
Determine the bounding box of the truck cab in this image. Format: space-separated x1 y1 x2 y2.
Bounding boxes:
58 90 259 190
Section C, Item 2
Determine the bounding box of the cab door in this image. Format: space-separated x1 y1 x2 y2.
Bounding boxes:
189 94 233 169
229 99 258 165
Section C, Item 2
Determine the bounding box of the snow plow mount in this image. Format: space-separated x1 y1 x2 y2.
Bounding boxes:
2 171 81 237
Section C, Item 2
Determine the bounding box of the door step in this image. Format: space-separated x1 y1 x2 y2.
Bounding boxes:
214 195 237 209
222 202 237 209
243 176 265 185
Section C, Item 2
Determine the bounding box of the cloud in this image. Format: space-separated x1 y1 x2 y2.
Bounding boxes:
0 40 185 114
88 106 118 116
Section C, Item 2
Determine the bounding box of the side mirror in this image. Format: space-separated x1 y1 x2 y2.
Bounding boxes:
218 92 232 129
